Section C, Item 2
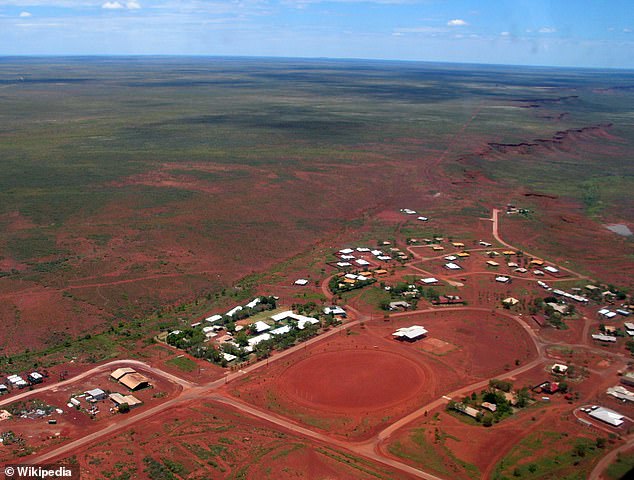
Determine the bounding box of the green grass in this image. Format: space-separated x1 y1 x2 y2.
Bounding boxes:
166 356 197 372
493 432 604 480
388 428 451 476
604 452 634 480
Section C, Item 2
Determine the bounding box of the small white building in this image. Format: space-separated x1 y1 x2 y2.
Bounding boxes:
226 305 243 317
339 248 354 255
294 278 309 286
86 388 107 401
205 314 223 323
551 364 568 374
420 277 438 284
544 266 559 274
324 306 346 316
495 276 510 283
245 298 261 309
445 262 461 270
355 259 371 267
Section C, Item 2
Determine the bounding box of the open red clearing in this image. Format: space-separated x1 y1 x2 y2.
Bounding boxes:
280 350 426 412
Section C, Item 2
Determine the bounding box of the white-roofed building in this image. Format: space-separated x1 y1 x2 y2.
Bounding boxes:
607 385 634 403
245 298 261 309
297 317 320 330
247 333 272 347
226 306 243 317
252 321 271 333
356 247 370 252
393 325 428 342
202 326 218 339
222 353 237 362
420 277 438 284
339 248 354 254
205 314 223 323
445 255 457 261
495 276 510 283
544 266 559 274
592 334 617 343
324 306 346 316
294 279 309 286
445 262 461 270
589 407 624 427
270 325 292 336
371 249 383 256
355 259 371 267
417 216 428 221
336 261 352 267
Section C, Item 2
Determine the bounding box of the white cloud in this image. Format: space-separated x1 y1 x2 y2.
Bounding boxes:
538 27 556 33
624 28 632 33
500 31 510 36
102 1 124 8
447 19 467 27
126 1 140 9
19 11 32 17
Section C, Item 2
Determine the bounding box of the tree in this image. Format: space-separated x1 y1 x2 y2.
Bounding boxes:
482 414 494 427
118 403 130 414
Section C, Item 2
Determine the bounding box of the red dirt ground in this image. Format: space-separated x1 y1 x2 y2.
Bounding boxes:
67 400 416 480
225 309 536 441
280 349 428 412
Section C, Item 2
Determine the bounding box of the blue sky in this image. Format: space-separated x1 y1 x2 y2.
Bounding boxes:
1 0 633 68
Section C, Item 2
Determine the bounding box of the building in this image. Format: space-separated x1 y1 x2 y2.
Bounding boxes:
27 372 44 384
393 325 428 342
589 407 624 427
551 364 568 375
420 277 438 285
481 402 497 412
607 385 634 403
252 321 271 333
85 388 107 401
323 306 346 316
592 334 617 343
109 393 143 409
503 297 519 306
445 262 461 270
620 372 634 387
226 305 243 317
119 373 150 391
294 279 309 286
389 301 411 311
270 325 292 336
495 276 510 283
205 314 223 323
111 368 137 381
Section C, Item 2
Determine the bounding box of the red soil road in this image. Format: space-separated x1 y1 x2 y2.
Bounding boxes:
280 349 428 412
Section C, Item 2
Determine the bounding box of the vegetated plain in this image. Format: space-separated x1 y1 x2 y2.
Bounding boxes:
0 56 632 360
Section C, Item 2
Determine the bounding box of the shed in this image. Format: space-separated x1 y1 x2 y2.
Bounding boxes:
393 325 428 342
86 388 107 401
119 373 150 391
589 407 624 427
111 368 137 381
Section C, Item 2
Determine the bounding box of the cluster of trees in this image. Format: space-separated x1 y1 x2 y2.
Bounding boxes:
379 282 440 310
447 380 532 427
329 276 376 294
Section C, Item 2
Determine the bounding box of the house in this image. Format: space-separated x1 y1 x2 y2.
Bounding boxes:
445 262 461 270
624 322 634 331
109 393 142 409
324 306 346 316
589 407 624 427
374 269 388 276
544 266 559 274
456 252 470 258
222 352 237 362
205 314 223 323
481 402 497 412
538 280 551 290
507 262 518 267
515 267 528 273
420 277 438 285
486 260 499 267
551 364 568 375
119 373 150 391
355 259 371 267
502 250 516 256
27 372 44 384
546 303 567 315
479 241 492 247
530 259 544 266
226 305 243 317
592 334 617 343
531 314 546 327
270 325 292 336
0 385 8 395
252 321 271 333
339 248 354 255
202 326 217 339
598 309 617 319
495 276 510 283
433 295 463 305
297 317 319 330
294 279 309 286
389 301 411 311
7 375 27 389
452 242 465 248
245 298 261 309
503 297 519 307
533 270 545 276
445 255 457 261
618 310 632 317
432 245 445 251
336 262 352 268
86 388 107 401
455 404 480 418
393 325 428 342
377 255 392 261
111 368 137 381
417 216 429 221
247 333 272 347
